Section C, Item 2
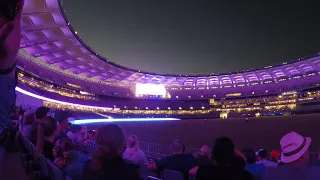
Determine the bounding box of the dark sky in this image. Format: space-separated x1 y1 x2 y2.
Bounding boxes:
62 0 320 75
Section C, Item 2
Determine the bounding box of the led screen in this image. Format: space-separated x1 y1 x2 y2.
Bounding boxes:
136 83 166 96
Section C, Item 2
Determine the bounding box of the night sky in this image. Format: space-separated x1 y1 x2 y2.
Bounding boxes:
62 0 320 75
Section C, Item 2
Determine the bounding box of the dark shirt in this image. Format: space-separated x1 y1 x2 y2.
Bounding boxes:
82 157 142 180
43 140 55 162
196 164 253 180
196 155 213 166
155 153 196 180
54 131 68 143
233 156 246 169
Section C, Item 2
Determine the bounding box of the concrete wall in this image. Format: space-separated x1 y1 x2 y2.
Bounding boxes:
85 114 320 151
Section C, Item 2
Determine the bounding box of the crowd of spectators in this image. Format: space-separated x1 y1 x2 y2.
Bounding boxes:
5 106 319 180
1 1 319 179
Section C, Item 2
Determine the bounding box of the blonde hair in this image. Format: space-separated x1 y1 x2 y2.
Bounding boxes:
127 135 139 151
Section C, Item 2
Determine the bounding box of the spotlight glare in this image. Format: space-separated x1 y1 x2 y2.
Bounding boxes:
15 87 113 110
70 118 180 124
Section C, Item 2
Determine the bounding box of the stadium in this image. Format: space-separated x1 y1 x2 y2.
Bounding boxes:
16 0 320 144
5 0 320 179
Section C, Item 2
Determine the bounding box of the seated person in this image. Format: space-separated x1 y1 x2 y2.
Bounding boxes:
270 150 281 164
28 106 51 144
123 135 147 165
233 156 246 169
76 126 88 145
54 111 71 142
36 117 60 161
195 145 212 166
67 125 87 145
20 110 35 139
84 131 96 155
82 124 142 180
67 125 80 142
87 130 95 140
256 149 277 168
194 137 253 180
53 137 90 180
243 149 266 180
190 148 247 175
148 140 196 180
263 131 320 180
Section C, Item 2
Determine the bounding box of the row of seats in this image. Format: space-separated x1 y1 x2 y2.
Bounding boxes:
140 164 195 180
19 132 193 180
19 134 72 180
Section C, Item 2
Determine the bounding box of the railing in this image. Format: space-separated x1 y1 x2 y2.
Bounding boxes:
139 141 170 159
139 141 201 159
139 141 320 165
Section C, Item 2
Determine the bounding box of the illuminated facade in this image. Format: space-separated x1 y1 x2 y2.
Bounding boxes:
19 0 320 97
16 0 320 118
17 70 320 118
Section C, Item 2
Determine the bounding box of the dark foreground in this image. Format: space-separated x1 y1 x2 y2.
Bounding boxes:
85 114 320 151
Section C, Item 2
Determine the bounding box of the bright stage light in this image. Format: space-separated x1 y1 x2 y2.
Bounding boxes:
15 87 113 110
15 87 180 123
136 83 166 96
70 118 180 124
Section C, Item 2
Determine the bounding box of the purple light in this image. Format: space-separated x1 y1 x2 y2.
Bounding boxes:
15 87 113 110
70 118 180 124
16 87 180 123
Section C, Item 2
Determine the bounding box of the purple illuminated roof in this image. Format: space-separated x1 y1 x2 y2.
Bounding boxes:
19 0 320 88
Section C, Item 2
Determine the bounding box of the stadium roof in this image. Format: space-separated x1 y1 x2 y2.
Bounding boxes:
19 0 320 87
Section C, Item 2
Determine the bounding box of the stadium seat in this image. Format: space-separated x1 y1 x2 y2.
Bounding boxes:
140 164 159 179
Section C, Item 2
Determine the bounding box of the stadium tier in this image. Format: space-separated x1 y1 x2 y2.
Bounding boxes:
17 0 320 118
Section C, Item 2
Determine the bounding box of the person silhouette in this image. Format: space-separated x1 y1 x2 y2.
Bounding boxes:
0 0 24 175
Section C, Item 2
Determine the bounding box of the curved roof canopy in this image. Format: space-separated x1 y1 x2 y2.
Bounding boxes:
19 0 320 88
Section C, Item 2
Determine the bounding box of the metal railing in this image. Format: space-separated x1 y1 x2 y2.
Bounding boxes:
139 141 320 165
139 141 200 159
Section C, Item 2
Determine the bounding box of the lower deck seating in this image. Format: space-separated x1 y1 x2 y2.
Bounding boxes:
19 133 195 180
19 134 72 180
141 163 195 180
